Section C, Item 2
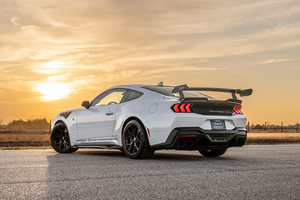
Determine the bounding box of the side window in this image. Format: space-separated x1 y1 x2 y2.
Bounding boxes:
91 89 127 106
121 90 143 103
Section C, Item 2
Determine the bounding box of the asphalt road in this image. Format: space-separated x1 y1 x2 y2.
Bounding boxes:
0 145 299 200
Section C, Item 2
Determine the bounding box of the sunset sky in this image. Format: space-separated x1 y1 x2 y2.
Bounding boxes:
0 0 299 125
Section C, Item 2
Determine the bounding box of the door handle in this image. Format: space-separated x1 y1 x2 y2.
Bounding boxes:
105 111 114 116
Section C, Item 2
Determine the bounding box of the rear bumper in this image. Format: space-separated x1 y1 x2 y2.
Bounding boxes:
150 127 247 150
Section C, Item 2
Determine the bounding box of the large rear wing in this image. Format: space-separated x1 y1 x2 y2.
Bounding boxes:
172 84 253 102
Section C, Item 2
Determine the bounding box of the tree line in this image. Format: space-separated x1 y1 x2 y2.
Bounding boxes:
5 118 50 129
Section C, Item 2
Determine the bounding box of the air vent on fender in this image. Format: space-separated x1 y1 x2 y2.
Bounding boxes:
60 111 72 119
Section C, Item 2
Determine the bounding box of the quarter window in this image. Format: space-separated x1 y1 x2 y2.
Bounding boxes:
121 90 143 103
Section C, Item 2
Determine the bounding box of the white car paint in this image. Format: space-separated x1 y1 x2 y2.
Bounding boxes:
52 84 248 149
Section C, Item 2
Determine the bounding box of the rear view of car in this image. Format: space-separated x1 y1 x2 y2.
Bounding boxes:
143 84 253 157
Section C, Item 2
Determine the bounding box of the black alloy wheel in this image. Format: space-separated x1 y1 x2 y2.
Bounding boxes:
51 122 78 153
122 120 154 159
199 148 227 157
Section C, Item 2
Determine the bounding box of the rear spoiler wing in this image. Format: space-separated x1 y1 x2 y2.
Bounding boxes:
172 84 253 102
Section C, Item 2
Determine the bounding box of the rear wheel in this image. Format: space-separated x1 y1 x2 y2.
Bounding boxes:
122 120 154 159
51 122 78 153
199 148 227 157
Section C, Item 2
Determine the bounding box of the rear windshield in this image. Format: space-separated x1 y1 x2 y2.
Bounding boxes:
143 86 215 99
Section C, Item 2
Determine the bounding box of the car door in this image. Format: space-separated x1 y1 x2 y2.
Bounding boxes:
77 88 128 143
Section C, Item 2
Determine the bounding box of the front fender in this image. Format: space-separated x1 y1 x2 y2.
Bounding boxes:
51 110 80 146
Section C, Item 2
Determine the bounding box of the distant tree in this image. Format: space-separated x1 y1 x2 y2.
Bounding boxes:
254 124 263 129
7 118 50 129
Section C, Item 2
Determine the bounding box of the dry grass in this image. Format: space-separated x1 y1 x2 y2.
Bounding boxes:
0 128 49 134
0 133 51 148
247 132 300 139
0 133 50 142
249 129 298 133
0 146 52 150
246 132 300 145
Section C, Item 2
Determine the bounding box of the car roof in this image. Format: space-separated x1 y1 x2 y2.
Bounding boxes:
109 84 176 97
110 84 150 90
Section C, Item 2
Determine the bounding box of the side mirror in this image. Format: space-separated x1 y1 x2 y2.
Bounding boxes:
81 101 90 109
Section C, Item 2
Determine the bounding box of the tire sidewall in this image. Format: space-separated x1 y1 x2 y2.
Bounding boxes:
122 120 148 159
51 122 77 153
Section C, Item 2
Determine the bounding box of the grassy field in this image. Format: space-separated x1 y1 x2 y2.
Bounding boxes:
0 133 50 142
246 132 300 144
0 132 299 149
246 133 300 144
0 133 50 149
247 132 300 138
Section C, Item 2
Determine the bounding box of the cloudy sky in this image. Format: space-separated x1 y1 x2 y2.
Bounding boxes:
0 0 299 125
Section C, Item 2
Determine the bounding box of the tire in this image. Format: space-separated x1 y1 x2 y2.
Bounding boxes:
199 148 227 157
122 120 154 159
51 122 78 153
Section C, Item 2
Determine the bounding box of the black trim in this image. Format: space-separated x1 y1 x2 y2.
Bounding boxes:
142 85 176 97
59 111 72 119
120 89 143 103
172 85 253 101
171 100 239 116
151 127 247 150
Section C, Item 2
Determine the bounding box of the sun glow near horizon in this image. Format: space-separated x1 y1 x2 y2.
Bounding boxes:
0 0 299 125
36 82 72 101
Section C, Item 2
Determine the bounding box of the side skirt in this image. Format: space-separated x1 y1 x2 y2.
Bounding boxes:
74 145 122 149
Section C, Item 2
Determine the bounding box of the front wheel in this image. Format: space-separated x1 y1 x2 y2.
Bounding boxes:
51 122 78 153
199 148 227 157
122 120 154 159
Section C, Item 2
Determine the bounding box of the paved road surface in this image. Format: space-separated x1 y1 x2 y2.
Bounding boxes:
0 145 299 199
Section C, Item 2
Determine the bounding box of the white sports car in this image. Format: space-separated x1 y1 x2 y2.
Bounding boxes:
50 82 253 159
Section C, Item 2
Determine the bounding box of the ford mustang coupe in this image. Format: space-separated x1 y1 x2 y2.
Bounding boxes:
51 82 253 159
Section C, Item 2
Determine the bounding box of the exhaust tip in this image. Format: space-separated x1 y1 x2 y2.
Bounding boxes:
186 140 195 148
177 140 186 148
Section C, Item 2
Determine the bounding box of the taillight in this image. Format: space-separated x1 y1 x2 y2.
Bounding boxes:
174 104 180 112
179 135 197 137
233 105 243 114
172 104 193 113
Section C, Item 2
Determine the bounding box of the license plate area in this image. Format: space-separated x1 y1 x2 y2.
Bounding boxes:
210 120 226 130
